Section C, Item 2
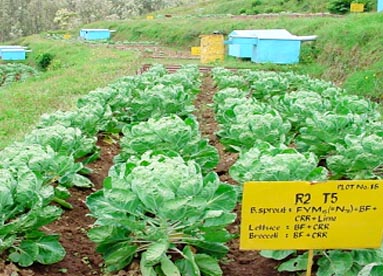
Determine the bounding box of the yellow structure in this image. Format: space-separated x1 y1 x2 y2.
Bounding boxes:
191 46 201 56
146 15 154 20
350 3 364 12
200 34 224 64
63 34 72 39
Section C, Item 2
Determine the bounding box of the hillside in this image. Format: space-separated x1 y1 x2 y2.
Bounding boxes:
0 2 382 149
1 1 383 276
72 11 383 98
156 0 331 15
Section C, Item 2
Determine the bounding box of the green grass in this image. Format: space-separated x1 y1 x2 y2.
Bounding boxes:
0 35 140 149
1 2 383 149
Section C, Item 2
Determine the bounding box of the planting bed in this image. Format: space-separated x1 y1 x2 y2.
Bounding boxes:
0 64 38 87
0 71 288 276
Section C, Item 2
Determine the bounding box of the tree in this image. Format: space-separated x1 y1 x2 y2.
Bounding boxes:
72 0 113 24
54 8 78 29
0 0 194 42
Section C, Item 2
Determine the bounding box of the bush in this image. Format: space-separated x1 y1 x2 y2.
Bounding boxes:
328 0 352 14
35 53 54 71
328 0 374 14
300 43 320 64
356 0 375 11
251 0 263 7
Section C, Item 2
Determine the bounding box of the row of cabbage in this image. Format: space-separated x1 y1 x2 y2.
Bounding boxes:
85 72 238 274
211 67 383 275
0 120 98 266
0 63 38 87
1 60 170 267
0 64 176 265
0 64 238 275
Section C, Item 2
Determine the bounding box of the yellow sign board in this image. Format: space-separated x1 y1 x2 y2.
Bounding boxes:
350 3 364 12
240 180 383 250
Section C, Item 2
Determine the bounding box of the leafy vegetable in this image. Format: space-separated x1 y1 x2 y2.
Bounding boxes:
358 263 383 276
115 115 219 174
230 142 328 183
0 168 65 266
327 134 383 179
0 143 93 188
87 153 237 274
38 103 120 137
295 112 366 157
24 125 99 161
212 67 383 276
215 97 291 151
212 68 337 101
264 249 383 276
269 90 332 131
0 63 38 87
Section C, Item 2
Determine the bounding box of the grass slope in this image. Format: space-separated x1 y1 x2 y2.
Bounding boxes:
0 1 382 149
0 36 139 149
156 0 330 16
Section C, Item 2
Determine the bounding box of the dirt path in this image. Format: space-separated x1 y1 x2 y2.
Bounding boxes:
194 74 290 276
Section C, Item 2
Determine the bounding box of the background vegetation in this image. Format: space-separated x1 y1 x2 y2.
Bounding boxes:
0 0 191 42
0 0 382 150
1 0 376 42
0 38 139 148
90 12 383 98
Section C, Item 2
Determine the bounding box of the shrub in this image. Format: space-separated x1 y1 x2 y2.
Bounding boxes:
251 0 263 7
328 0 352 14
328 0 373 14
35 53 54 71
356 0 375 11
300 43 320 64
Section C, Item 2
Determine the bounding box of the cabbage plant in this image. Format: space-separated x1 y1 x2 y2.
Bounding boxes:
0 168 65 267
87 153 237 274
328 134 383 179
115 115 219 174
230 142 328 183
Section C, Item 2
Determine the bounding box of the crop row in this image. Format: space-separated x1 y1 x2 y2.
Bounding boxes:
85 65 238 275
0 64 237 276
1 64 200 266
3 63 382 275
0 63 37 87
211 67 383 276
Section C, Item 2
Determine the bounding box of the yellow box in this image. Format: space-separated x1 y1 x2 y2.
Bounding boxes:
350 3 364 12
191 47 201 56
146 15 154 20
63 34 71 39
200 34 225 64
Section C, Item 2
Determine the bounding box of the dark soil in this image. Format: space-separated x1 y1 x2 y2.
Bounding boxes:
0 71 293 276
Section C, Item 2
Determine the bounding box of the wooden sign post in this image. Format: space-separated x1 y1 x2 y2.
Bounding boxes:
240 180 383 274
